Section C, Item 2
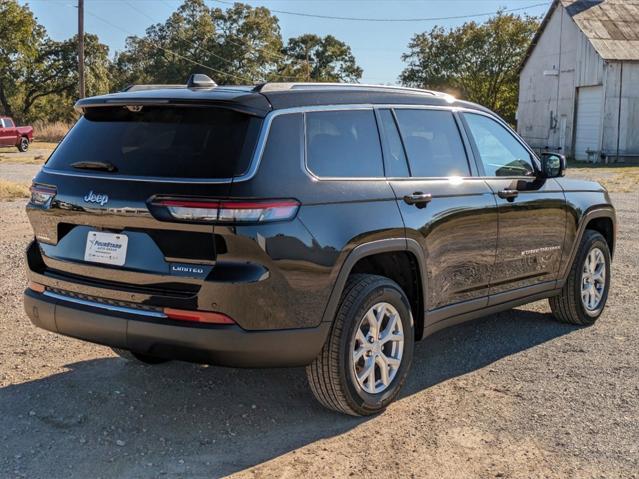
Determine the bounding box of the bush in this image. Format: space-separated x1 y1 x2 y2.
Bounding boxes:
32 121 72 143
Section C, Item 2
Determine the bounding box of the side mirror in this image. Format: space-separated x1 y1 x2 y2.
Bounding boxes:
539 153 566 178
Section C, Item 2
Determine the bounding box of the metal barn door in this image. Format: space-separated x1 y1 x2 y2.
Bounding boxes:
574 85 603 161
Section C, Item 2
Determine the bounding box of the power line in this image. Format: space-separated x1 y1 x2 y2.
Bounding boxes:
124 0 239 68
209 0 550 22
84 7 255 83
159 0 288 62
127 0 298 80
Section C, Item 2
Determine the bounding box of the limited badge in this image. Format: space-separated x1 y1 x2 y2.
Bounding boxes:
169 263 212 279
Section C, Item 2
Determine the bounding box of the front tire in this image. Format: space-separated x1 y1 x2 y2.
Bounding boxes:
17 137 29 152
306 274 414 416
111 347 171 365
549 230 611 325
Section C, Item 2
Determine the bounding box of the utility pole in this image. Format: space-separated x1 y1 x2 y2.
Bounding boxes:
78 0 85 98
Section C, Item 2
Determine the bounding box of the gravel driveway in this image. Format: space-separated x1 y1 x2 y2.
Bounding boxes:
0 163 41 184
0 190 637 479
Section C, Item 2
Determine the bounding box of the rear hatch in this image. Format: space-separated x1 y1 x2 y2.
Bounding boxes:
27 104 264 303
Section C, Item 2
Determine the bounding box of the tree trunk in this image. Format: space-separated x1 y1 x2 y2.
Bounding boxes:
0 81 15 118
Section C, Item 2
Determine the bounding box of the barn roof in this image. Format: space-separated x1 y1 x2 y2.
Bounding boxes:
521 0 639 71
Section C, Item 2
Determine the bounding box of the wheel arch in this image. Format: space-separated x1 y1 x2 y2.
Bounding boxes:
321 238 427 340
560 206 616 281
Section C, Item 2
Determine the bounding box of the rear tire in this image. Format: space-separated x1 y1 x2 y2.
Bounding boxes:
306 274 414 416
111 348 170 365
549 230 611 325
17 137 29 152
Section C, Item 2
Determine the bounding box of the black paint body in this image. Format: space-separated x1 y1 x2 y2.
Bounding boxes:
23 85 616 366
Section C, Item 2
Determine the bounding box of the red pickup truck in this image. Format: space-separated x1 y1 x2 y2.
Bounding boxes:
0 116 33 152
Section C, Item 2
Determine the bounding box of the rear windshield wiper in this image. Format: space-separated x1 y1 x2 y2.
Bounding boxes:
70 161 118 172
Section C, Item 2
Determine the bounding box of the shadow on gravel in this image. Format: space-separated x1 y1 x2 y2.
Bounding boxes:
0 308 576 478
406 308 577 396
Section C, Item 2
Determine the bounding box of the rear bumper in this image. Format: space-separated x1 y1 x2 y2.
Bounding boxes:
24 289 330 368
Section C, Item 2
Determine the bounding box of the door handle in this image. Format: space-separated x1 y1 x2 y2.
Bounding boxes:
403 192 432 208
498 189 519 201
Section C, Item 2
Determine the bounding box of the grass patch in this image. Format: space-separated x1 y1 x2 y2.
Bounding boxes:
567 160 639 169
32 141 59 150
566 165 639 193
0 141 56 164
0 180 30 200
0 141 57 153
32 121 72 143
0 154 46 164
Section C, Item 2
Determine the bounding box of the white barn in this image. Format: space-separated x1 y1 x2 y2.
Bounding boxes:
517 0 639 162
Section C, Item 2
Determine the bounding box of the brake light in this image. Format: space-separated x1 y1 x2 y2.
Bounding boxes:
30 184 57 207
153 198 300 223
163 308 235 324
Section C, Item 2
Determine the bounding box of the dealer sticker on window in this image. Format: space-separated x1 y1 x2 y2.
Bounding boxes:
84 231 128 266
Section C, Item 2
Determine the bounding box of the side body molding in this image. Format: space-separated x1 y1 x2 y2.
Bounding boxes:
320 238 427 324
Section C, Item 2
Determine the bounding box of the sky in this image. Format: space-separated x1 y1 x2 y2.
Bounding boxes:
19 0 551 85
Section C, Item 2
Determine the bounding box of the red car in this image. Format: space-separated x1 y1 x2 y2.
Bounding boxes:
0 116 33 152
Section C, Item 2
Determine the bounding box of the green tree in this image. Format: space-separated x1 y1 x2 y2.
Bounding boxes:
114 0 283 87
0 0 44 119
400 12 539 123
277 34 363 82
19 34 112 122
213 2 284 83
0 1 112 122
115 0 218 86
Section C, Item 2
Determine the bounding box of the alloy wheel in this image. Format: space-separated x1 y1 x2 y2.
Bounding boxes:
581 247 606 311
351 302 404 394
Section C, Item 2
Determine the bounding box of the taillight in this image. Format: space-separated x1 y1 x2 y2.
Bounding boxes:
152 198 300 224
30 184 57 207
28 281 46 293
163 308 235 325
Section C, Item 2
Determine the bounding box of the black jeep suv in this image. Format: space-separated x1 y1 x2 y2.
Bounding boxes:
24 76 616 415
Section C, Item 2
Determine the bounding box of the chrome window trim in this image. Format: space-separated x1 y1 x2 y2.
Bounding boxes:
40 103 540 184
43 290 167 319
299 104 468 182
302 106 384 181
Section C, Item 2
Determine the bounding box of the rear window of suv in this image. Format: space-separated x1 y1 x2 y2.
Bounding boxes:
306 110 384 178
46 107 262 179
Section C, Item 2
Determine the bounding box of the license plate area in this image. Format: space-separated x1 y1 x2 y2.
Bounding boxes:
84 231 128 266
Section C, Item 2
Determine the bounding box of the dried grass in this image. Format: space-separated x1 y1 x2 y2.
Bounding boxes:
32 121 72 142
0 180 30 199
566 166 639 193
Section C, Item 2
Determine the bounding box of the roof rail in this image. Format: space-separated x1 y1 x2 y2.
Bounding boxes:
253 82 444 97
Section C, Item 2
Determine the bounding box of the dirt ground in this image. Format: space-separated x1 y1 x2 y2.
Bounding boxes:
0 167 637 478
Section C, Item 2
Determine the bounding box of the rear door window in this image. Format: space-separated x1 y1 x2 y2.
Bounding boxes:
306 110 384 178
394 109 470 177
46 107 262 179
